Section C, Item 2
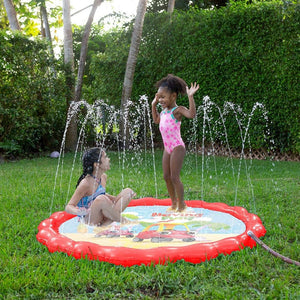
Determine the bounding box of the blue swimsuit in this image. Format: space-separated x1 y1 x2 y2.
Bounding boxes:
78 183 106 209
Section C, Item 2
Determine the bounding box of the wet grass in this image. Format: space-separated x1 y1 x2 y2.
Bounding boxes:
0 151 299 299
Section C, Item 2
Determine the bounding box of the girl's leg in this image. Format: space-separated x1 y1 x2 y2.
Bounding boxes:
162 150 177 210
170 146 186 211
88 189 135 226
101 217 114 227
113 188 135 213
88 195 123 225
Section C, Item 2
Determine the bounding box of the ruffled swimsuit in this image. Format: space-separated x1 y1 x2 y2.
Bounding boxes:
159 106 185 154
78 183 106 209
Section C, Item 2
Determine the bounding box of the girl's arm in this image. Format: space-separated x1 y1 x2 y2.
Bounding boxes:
152 94 160 124
65 181 89 215
176 82 199 119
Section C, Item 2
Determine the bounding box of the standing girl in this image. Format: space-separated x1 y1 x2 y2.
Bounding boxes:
65 147 135 226
152 74 199 212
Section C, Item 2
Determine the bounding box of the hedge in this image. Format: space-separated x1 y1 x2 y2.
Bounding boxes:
0 31 67 157
88 1 299 154
1 1 299 156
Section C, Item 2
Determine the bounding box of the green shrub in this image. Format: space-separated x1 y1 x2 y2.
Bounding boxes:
87 1 299 154
1 1 298 156
0 31 67 157
86 25 133 106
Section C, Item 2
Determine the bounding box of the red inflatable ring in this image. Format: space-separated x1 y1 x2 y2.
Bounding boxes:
36 198 266 266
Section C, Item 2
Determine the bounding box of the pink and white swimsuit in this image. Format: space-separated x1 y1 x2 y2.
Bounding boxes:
159 106 185 154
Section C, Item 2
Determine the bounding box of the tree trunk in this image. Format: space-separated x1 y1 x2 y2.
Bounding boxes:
167 0 175 13
40 0 56 77
120 0 148 148
3 0 20 31
63 0 76 151
40 2 52 43
75 0 104 102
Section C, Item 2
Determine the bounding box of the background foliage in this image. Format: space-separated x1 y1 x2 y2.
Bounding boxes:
87 1 299 154
0 1 299 156
0 31 66 156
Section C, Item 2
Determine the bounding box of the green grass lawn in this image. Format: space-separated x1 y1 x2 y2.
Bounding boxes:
0 151 299 299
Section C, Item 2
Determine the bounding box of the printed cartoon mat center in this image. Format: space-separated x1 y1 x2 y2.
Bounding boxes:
61 204 244 249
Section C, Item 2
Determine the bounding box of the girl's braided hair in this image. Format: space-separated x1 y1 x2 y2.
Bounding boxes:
155 74 187 96
76 147 103 187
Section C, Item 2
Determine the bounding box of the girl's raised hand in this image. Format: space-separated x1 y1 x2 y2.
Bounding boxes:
152 93 159 105
186 82 199 97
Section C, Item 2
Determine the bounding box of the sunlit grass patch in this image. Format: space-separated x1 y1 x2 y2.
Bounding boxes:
0 152 299 299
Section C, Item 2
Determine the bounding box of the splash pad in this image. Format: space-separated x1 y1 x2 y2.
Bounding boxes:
37 96 274 266
37 198 266 266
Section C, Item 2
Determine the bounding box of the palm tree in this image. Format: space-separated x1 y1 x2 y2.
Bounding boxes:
64 0 104 151
40 0 56 77
167 0 176 13
75 0 104 102
120 0 148 147
63 0 76 151
3 0 20 30
40 1 52 43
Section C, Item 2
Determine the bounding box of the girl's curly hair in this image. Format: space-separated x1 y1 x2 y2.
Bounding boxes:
155 74 187 96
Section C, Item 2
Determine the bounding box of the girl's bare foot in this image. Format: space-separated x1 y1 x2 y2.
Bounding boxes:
177 203 187 212
167 205 177 212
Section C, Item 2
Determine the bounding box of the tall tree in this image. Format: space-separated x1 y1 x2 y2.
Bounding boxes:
39 0 56 63
63 0 77 151
3 0 63 36
167 0 175 13
40 1 52 41
64 0 104 151
75 0 104 102
3 0 20 30
121 0 148 146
